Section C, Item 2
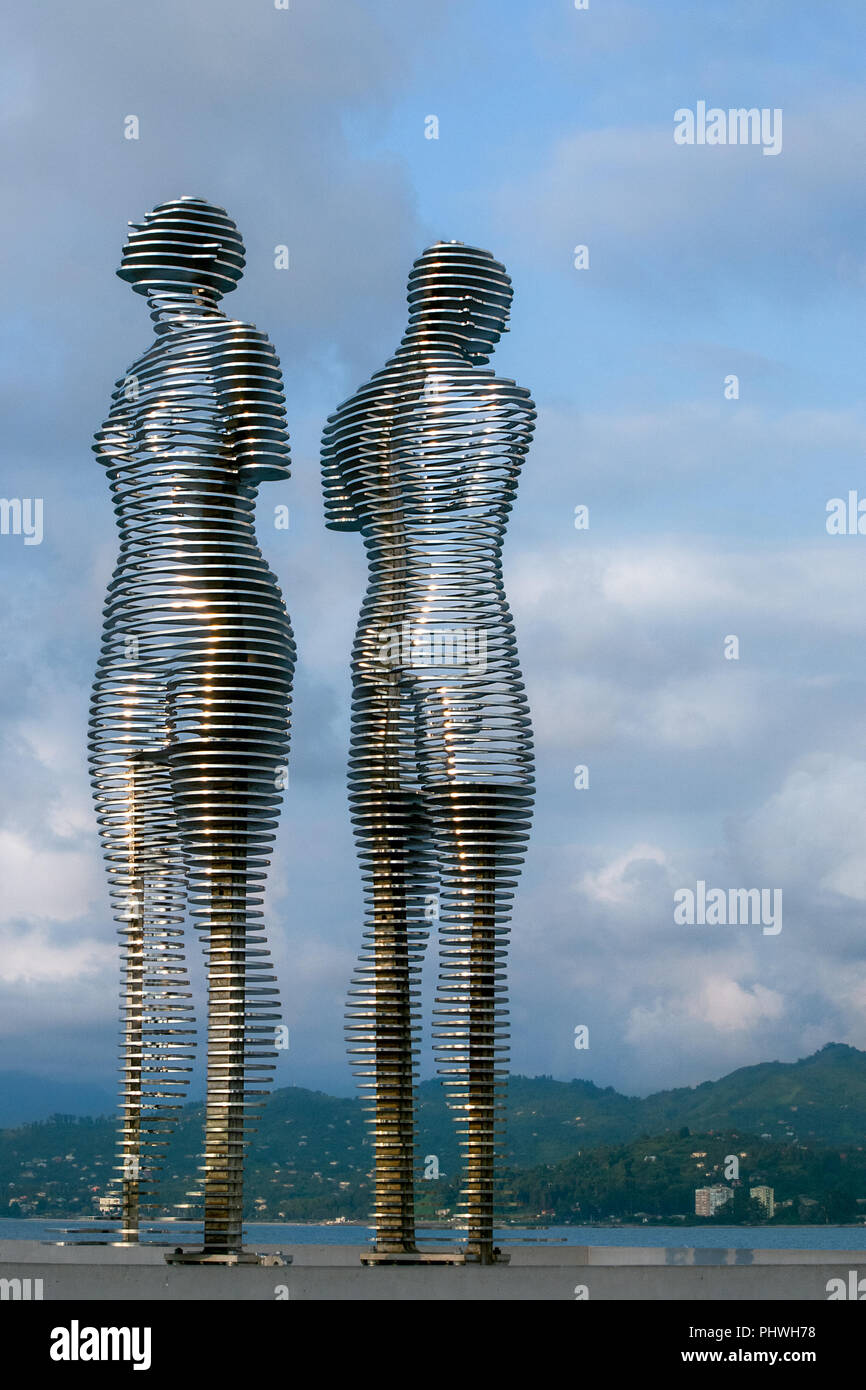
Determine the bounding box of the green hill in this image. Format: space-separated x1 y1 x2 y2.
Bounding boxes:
634 1043 866 1144
2 1044 864 1221
420 1044 866 1172
505 1127 866 1225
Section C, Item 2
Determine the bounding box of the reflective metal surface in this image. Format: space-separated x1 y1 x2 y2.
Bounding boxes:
322 242 535 1261
89 197 294 1253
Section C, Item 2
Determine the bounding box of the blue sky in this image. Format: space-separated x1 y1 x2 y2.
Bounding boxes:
3 0 866 1106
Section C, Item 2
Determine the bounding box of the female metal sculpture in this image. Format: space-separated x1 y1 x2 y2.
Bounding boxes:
89 197 294 1256
322 242 535 1262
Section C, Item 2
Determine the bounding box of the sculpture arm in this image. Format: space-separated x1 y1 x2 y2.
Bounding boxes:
402 372 534 512
215 327 291 484
321 415 363 532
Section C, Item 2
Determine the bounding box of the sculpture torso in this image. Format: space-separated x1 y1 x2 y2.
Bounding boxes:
94 313 294 749
322 349 535 789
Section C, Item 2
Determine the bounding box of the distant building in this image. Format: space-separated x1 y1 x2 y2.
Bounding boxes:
96 1194 121 1215
695 1184 732 1217
750 1185 775 1218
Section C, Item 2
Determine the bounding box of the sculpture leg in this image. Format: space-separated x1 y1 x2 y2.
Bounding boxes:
201 827 247 1252
430 782 532 1263
466 846 497 1260
114 751 193 1240
347 788 431 1252
170 740 283 1257
119 858 143 1242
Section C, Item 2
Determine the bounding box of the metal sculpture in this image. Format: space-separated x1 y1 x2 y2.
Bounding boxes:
322 241 535 1263
89 196 294 1256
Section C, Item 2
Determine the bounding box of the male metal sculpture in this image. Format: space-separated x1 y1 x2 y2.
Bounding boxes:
89 197 294 1258
322 242 535 1263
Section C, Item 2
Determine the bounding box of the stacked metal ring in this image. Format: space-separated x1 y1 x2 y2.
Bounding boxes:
89 197 294 1251
323 242 535 1259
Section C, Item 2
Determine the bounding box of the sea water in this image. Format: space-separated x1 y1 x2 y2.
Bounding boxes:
1 1217 865 1250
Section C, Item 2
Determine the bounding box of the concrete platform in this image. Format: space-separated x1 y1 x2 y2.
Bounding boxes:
2 1240 864 1299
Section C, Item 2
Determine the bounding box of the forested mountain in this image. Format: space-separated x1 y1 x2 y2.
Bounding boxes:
2 1045 863 1221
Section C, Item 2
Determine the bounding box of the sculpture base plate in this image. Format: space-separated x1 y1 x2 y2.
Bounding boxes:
360 1250 510 1267
164 1250 290 1267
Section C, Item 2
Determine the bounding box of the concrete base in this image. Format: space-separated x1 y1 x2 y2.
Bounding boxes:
1 1240 864 1299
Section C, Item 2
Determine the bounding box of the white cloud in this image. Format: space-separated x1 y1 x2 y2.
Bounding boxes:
626 976 784 1044
0 831 101 926
734 754 866 901
496 98 866 293
693 976 785 1033
0 923 108 984
581 843 669 906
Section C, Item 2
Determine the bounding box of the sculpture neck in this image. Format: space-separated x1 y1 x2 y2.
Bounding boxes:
397 324 476 363
147 290 225 334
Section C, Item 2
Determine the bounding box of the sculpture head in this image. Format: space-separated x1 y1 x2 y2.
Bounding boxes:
405 241 513 364
117 196 245 301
